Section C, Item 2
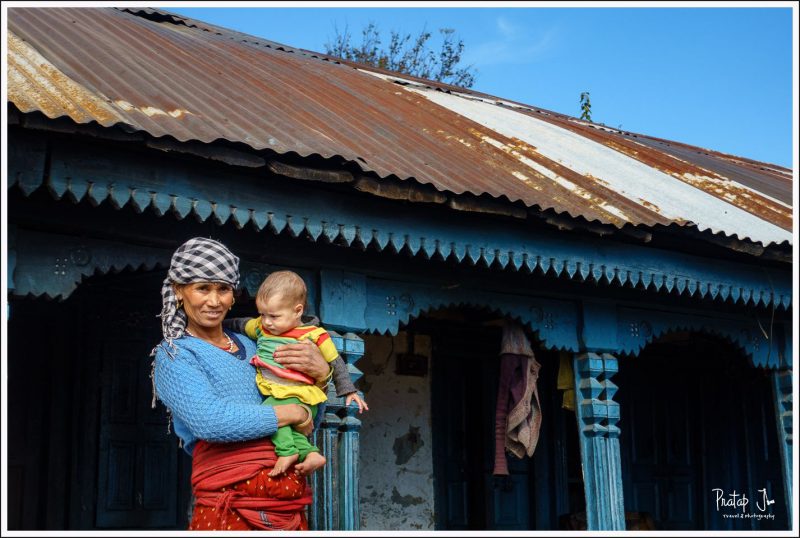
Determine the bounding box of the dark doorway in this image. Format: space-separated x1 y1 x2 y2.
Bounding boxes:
616 333 788 530
418 309 582 530
7 270 194 530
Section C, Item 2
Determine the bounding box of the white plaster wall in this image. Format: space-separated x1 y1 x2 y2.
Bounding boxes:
357 332 435 530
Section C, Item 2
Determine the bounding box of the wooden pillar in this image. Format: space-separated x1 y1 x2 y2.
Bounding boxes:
338 413 360 529
310 411 341 530
772 368 793 522
336 332 364 530
310 330 364 530
573 352 625 530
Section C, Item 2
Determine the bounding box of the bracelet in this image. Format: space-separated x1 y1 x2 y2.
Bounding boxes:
315 380 330 392
316 366 334 390
297 404 313 429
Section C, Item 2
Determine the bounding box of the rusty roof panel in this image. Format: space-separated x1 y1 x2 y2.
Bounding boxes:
6 7 793 247
621 134 793 205
400 82 792 245
432 87 793 232
520 111 793 231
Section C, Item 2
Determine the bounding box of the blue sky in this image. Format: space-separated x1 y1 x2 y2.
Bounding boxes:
166 4 795 169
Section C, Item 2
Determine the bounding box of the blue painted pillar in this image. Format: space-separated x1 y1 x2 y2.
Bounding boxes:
310 410 341 530
315 271 367 530
772 368 793 522
573 352 625 530
309 325 364 530
332 331 364 530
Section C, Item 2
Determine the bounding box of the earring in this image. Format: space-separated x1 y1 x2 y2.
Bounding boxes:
176 299 183 309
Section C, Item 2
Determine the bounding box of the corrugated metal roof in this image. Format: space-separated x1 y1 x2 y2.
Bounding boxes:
6 7 793 247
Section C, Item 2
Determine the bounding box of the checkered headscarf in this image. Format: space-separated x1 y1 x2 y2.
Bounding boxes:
152 237 240 357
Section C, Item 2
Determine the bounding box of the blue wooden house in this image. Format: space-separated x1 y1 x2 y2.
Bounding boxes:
5 7 793 531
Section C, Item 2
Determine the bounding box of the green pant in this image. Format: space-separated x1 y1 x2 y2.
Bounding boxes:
264 396 319 460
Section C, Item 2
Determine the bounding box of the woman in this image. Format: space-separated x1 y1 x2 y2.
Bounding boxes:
151 237 331 530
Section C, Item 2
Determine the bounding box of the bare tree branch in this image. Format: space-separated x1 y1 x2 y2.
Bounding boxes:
325 22 477 88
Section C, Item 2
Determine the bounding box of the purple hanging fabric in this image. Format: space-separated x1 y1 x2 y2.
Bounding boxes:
492 323 543 476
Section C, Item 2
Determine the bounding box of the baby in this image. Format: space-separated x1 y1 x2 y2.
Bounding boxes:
233 270 368 476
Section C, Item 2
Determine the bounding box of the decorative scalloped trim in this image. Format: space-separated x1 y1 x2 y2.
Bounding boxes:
364 290 580 352
10 152 791 311
10 228 171 300
619 321 788 369
14 261 168 301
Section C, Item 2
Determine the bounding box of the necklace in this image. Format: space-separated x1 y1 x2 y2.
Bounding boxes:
186 328 235 353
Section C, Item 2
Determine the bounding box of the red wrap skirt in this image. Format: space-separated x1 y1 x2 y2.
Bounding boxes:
189 437 312 530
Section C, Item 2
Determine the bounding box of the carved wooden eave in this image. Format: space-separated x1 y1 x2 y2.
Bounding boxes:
10 106 792 261
8 125 792 316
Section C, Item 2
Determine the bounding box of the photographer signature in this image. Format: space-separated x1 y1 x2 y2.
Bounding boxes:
713 488 776 513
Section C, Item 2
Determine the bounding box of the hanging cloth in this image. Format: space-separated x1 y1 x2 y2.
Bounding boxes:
557 351 576 412
492 321 542 476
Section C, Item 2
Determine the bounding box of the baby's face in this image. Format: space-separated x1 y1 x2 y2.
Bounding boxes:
257 294 303 335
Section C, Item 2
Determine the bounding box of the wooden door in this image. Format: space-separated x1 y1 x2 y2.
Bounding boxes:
436 355 473 529
95 338 183 528
88 273 192 529
619 339 789 530
431 323 531 530
618 356 701 529
698 360 789 530
738 375 788 530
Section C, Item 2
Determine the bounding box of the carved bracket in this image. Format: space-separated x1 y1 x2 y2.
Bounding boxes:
362 276 580 352
328 331 365 391
320 271 367 332
10 229 170 300
617 307 790 369
574 353 621 439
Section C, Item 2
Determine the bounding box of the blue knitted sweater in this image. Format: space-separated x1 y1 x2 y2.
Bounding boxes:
153 332 278 455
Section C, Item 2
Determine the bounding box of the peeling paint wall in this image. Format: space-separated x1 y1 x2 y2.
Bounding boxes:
358 332 436 530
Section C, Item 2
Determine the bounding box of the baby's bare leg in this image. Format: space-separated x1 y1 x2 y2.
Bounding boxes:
295 451 326 475
270 453 299 476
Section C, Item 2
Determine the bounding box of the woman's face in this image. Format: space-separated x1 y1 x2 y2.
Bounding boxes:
174 281 234 330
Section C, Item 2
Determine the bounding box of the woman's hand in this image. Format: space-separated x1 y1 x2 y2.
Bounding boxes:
274 403 314 436
273 339 331 383
294 405 314 437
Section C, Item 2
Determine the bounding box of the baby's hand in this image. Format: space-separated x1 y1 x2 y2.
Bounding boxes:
345 392 369 414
